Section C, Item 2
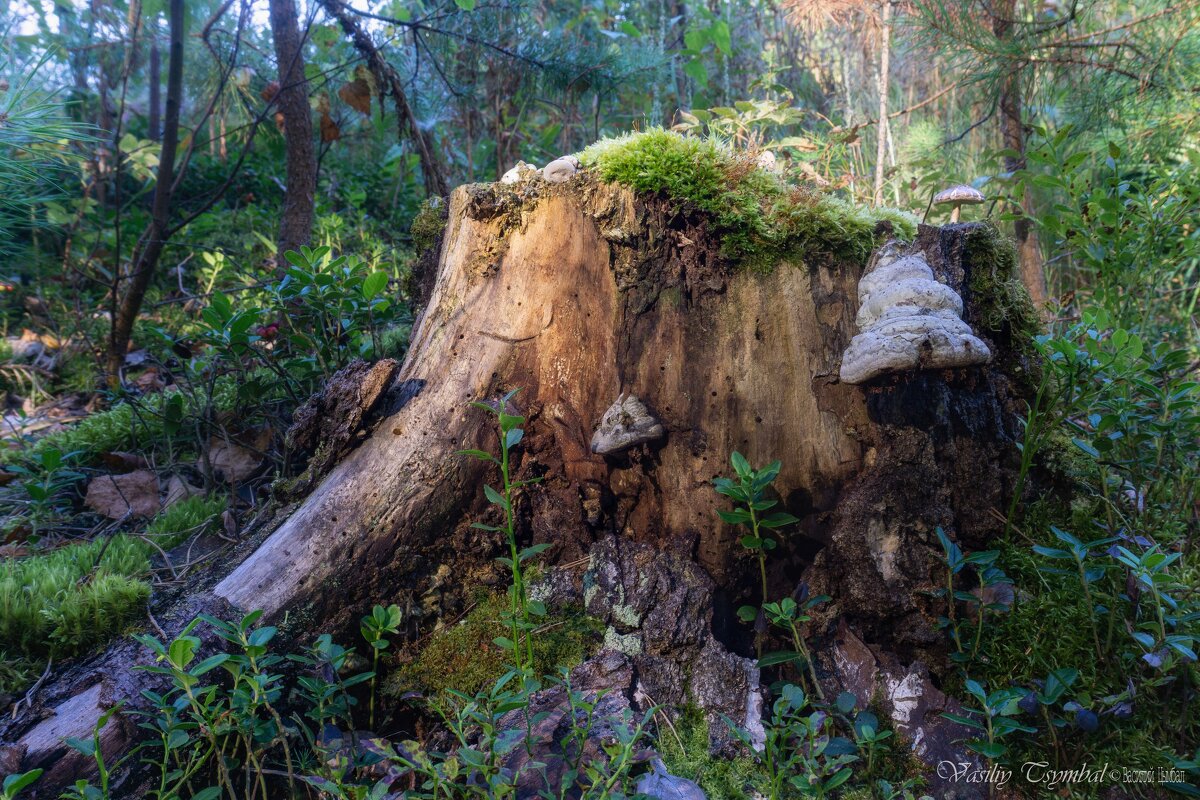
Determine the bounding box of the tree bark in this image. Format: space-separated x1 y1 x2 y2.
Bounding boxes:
993 0 1049 311
148 40 161 142
268 0 317 263
6 180 1025 796
107 0 184 383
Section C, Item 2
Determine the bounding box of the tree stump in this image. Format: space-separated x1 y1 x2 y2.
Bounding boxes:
2 177 1032 797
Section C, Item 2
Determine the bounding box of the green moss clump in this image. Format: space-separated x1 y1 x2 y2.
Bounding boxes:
963 224 1042 353
410 197 448 256
2 402 138 467
145 495 226 549
385 592 603 697
579 128 916 270
0 535 151 667
657 704 764 799
0 372 276 470
0 495 224 696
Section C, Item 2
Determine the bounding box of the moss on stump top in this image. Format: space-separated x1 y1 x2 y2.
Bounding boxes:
577 128 917 270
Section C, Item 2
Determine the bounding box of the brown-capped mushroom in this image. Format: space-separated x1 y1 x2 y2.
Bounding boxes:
933 184 985 223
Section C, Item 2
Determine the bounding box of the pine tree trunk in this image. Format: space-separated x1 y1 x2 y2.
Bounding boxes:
993 0 1049 310
872 0 892 206
268 0 316 264
4 180 1027 797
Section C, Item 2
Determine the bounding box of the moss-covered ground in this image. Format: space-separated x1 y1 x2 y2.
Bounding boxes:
384 591 604 698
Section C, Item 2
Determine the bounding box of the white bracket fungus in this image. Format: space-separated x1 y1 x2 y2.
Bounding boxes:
543 155 580 183
500 160 539 184
591 394 665 455
840 249 991 385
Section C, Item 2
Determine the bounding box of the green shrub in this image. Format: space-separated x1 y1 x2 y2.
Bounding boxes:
580 128 916 270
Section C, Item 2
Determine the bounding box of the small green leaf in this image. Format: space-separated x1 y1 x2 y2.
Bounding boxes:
362 271 388 299
757 651 802 667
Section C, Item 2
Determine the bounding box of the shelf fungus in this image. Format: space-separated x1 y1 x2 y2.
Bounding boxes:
543 155 580 183
500 160 539 184
591 394 665 455
840 250 991 385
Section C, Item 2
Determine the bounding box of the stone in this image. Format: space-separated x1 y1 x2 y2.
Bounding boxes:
579 536 761 752
823 622 986 799
635 758 708 799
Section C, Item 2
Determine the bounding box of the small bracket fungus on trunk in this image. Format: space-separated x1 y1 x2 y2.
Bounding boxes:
543 155 580 183
591 394 665 455
840 247 991 385
932 184 985 223
500 160 539 184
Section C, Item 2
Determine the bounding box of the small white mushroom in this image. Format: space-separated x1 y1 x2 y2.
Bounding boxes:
756 150 778 172
591 394 665 455
933 184 985 223
840 249 991 385
500 160 538 185
542 156 579 183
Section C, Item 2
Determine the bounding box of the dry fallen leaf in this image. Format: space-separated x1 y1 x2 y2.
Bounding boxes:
202 428 270 483
163 474 204 507
86 470 161 519
221 509 238 539
99 451 150 473
320 111 341 143
0 543 29 559
134 368 166 394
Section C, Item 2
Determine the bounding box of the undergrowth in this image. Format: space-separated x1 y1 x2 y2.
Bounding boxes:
579 128 917 270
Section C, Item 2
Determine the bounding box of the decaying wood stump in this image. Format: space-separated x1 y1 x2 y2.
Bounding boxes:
2 177 1032 798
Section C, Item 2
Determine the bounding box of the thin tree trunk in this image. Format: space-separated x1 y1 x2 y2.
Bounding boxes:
107 0 185 383
148 41 161 141
872 0 892 206
993 0 1049 310
268 0 317 263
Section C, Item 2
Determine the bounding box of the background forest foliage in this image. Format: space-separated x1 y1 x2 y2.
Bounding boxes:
0 0 1198 797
